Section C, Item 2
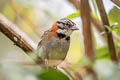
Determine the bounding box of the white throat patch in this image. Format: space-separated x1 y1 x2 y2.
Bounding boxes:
57 29 72 36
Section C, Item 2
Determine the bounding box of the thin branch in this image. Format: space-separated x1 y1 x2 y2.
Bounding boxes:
111 0 120 7
0 13 37 52
80 0 94 60
96 0 118 62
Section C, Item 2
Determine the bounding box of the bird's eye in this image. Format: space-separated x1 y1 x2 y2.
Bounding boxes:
66 24 70 27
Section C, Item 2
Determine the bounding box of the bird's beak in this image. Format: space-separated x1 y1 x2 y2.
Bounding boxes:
71 26 79 30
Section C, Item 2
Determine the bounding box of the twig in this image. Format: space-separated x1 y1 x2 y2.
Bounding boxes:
111 0 120 7
80 0 94 60
0 13 36 52
96 0 118 62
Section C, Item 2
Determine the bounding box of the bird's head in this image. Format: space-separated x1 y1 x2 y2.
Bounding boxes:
50 18 79 39
56 18 78 36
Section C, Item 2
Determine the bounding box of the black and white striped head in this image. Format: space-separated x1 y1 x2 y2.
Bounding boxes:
56 18 78 37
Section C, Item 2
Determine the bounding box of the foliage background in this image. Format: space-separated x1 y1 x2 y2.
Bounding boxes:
0 0 120 80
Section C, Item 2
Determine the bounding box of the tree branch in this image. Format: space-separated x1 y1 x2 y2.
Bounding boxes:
0 13 37 53
111 0 120 7
80 0 94 60
96 0 118 62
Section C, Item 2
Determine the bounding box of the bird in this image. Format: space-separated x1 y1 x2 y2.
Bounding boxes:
37 18 79 67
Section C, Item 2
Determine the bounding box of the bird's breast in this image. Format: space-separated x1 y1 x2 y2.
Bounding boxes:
38 37 70 66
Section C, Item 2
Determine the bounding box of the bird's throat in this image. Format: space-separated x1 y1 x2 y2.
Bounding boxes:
57 33 70 41
57 33 66 39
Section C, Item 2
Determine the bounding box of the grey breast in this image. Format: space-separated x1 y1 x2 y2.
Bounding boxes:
39 36 70 60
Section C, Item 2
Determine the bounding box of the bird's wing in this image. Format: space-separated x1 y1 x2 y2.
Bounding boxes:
37 30 51 60
37 30 50 48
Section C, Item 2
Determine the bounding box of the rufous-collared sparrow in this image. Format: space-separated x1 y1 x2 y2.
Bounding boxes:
37 18 78 67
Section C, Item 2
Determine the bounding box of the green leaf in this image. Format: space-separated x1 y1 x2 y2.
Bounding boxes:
65 10 80 19
91 12 99 20
36 68 70 80
65 10 99 20
108 6 120 36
